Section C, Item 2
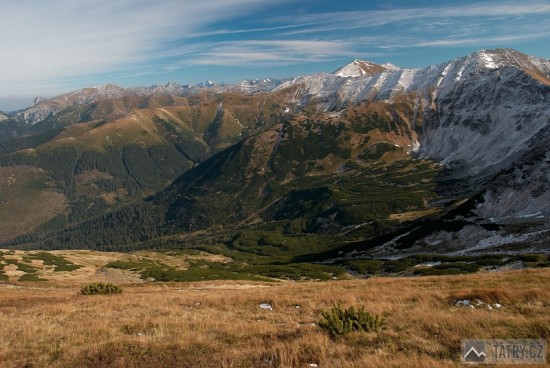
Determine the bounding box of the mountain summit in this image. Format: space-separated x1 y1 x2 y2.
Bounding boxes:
332 59 389 77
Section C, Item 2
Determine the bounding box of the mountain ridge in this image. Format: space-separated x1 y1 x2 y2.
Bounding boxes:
8 48 549 127
15 79 290 126
274 48 550 111
0 48 548 259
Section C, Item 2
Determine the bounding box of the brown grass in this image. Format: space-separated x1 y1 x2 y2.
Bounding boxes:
389 208 440 222
0 269 548 367
0 250 234 283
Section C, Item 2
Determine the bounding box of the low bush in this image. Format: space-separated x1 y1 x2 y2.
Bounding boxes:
80 282 123 295
319 304 383 339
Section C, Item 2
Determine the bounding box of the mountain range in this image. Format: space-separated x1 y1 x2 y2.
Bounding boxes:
0 48 548 265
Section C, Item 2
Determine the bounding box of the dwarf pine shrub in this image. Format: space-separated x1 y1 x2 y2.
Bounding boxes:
319 304 383 338
80 282 123 295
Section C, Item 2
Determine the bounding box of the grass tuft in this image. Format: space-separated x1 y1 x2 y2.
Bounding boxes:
319 304 383 339
80 282 123 295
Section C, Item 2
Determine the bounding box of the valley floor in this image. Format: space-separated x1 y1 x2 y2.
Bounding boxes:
0 268 548 367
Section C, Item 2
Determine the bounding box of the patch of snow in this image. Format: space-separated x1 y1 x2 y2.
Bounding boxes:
480 53 498 69
436 63 452 86
68 89 83 97
381 62 401 71
454 62 467 81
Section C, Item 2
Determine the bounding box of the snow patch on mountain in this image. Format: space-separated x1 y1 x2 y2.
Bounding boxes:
332 59 387 78
278 48 550 112
381 63 401 71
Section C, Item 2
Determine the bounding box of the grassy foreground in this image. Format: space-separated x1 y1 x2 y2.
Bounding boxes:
0 268 548 367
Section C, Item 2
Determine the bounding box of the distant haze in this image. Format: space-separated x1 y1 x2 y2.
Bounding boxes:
0 97 34 113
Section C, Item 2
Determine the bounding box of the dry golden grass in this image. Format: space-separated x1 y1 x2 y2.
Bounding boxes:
389 208 440 222
0 249 233 283
0 269 548 367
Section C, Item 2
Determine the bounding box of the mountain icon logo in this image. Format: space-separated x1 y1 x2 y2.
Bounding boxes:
463 341 486 363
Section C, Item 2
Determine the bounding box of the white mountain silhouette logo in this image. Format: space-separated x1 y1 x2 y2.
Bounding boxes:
463 341 486 362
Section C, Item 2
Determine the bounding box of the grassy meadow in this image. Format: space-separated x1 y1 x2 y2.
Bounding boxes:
0 253 548 367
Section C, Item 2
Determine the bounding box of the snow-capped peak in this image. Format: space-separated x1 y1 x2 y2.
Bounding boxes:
333 59 387 78
455 48 550 78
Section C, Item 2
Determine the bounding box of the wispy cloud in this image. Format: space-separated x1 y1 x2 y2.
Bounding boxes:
0 0 548 110
0 0 284 98
188 40 355 66
265 2 550 57
408 33 550 48
273 2 550 32
180 1 550 68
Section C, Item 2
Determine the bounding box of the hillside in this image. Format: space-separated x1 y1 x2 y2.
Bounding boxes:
0 89 299 240
3 99 444 251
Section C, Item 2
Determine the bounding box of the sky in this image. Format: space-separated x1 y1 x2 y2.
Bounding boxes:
0 0 549 111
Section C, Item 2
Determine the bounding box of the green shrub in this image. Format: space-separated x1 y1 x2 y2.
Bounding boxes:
319 304 383 339
80 282 123 295
412 262 480 276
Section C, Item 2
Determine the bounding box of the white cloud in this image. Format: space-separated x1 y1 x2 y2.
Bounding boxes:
189 40 354 66
410 33 550 48
0 0 281 98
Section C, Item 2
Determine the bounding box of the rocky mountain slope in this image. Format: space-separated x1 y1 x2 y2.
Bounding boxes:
277 48 550 222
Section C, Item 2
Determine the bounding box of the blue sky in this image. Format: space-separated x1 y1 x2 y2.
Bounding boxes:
1 0 549 111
